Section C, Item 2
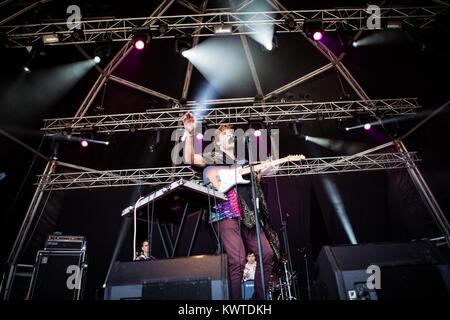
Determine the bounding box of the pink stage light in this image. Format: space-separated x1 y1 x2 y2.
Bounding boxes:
313 31 323 41
81 140 89 148
364 123 371 130
134 39 145 50
254 129 262 137
196 133 204 140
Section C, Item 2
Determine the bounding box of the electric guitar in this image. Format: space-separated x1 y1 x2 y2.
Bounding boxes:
203 154 306 193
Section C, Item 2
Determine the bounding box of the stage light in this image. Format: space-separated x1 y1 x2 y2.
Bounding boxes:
81 140 88 148
214 24 232 34
364 123 371 130
175 36 193 57
42 33 60 44
134 38 146 50
181 48 190 58
196 132 204 140
23 66 31 73
304 21 323 42
132 27 151 50
284 17 297 31
313 31 323 41
254 129 262 137
94 56 101 63
386 21 402 29
71 29 84 41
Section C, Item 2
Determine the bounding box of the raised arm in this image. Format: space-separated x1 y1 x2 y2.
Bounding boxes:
183 112 207 168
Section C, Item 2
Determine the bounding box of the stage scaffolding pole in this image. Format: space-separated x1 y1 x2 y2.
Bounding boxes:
2 160 55 300
396 141 450 248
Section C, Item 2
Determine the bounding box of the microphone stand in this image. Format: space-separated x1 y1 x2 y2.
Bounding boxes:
245 136 266 300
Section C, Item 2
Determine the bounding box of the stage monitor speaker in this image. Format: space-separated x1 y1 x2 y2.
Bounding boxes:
28 250 88 300
104 254 228 300
311 241 450 300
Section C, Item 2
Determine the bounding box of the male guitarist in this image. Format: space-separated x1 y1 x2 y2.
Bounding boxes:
183 111 280 300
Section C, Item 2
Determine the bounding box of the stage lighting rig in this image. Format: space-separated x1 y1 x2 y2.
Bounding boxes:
284 17 298 31
303 20 323 41
175 35 193 57
42 33 60 44
214 23 232 34
71 28 85 41
132 27 151 50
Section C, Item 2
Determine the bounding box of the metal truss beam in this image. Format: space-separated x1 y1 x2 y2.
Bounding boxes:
1 6 445 47
36 152 419 191
41 98 420 134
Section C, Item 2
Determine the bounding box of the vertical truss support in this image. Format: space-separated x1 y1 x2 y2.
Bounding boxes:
269 0 449 248
74 0 176 118
181 0 209 100
397 141 450 247
2 160 55 300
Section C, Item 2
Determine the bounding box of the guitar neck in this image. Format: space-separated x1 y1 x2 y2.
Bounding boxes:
239 157 289 176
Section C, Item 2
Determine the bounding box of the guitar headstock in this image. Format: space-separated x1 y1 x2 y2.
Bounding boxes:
287 154 306 162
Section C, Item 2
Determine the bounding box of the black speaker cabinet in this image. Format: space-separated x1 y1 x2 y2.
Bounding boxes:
311 241 450 300
28 250 88 300
104 254 228 300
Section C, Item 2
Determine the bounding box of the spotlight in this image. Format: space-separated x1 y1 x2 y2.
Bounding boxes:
304 21 323 42
81 140 89 148
254 129 262 137
284 17 297 31
175 36 193 57
132 27 151 50
158 23 169 35
386 21 402 30
23 66 31 73
94 41 112 61
42 33 60 44
262 35 278 52
214 24 232 34
196 132 204 140
291 121 303 136
364 123 371 130
71 29 85 41
134 38 145 50
313 31 323 41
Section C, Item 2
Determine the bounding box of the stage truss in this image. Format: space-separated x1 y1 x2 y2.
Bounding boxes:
41 98 420 134
1 6 446 48
37 152 419 191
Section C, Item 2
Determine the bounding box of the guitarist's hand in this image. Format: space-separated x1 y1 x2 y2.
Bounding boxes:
183 112 195 135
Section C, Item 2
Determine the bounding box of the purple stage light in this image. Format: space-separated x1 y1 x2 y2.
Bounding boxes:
364 123 371 130
134 39 145 50
254 129 262 137
196 133 204 140
313 31 323 41
81 140 88 148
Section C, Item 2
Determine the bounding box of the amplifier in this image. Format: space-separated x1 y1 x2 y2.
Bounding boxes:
44 235 86 251
28 250 88 300
104 254 229 300
311 241 450 300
